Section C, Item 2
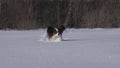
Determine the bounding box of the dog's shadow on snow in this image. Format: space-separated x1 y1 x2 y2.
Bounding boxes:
62 38 93 42
62 39 81 41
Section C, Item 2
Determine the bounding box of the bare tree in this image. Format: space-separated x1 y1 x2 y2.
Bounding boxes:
63 0 73 27
57 1 60 27
16 0 36 29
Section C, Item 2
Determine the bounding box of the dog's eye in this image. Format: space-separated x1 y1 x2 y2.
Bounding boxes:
53 31 57 34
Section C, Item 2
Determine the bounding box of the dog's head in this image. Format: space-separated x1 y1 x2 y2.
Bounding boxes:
47 27 58 38
47 25 65 41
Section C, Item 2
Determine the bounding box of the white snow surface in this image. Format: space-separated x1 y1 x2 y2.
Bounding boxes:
0 28 120 68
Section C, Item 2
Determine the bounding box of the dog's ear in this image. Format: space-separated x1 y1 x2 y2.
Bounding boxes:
58 25 65 34
47 26 54 38
47 26 54 33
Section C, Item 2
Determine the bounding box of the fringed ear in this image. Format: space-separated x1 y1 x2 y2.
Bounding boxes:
58 25 65 35
47 27 53 33
47 26 54 38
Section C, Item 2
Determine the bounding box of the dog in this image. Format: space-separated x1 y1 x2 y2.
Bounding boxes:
47 25 65 41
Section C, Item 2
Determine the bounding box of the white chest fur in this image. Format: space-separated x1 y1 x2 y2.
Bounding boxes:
48 33 62 42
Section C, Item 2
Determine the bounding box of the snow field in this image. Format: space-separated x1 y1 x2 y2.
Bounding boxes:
0 29 120 68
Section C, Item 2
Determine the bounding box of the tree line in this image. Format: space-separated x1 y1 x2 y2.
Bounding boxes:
0 0 120 30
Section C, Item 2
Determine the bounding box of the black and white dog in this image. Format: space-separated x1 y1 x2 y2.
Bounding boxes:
47 25 65 41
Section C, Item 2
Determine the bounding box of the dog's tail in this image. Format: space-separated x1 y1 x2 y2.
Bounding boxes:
58 25 65 35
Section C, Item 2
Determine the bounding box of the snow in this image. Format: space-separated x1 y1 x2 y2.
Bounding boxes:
0 28 120 68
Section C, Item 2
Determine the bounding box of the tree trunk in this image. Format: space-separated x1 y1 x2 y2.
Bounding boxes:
57 2 60 27
63 0 73 27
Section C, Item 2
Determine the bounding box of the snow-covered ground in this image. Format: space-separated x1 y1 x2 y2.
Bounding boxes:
0 28 120 68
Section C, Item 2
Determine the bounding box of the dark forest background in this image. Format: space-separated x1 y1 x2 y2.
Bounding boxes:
0 0 120 30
